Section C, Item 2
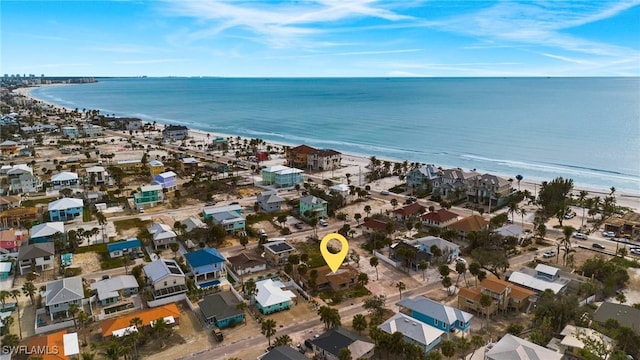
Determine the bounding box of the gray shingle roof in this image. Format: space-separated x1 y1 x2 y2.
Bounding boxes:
17 242 55 261
593 302 640 330
45 276 84 306
199 291 243 322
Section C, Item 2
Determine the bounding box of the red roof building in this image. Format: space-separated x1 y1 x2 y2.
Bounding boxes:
420 209 459 228
392 203 425 222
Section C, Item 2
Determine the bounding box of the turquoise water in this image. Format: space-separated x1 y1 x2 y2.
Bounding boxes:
31 77 640 194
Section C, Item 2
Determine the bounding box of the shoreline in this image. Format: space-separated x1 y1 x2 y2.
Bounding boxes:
15 85 640 211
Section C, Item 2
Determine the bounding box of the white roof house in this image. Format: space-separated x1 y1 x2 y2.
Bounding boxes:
48 198 84 211
148 223 172 235
378 313 445 349
51 172 79 182
143 259 185 283
183 217 206 233
7 164 33 175
90 275 139 301
558 325 614 354
203 204 242 216
63 332 80 357
254 279 296 308
30 222 64 239
486 334 562 360
507 272 567 294
535 264 559 277
156 171 176 179
329 184 350 193
148 160 164 167
153 230 177 242
140 184 162 192
86 166 106 173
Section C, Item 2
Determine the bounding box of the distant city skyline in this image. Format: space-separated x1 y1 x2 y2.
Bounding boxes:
2 0 639 77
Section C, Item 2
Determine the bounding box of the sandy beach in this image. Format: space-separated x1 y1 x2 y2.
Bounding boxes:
15 84 640 212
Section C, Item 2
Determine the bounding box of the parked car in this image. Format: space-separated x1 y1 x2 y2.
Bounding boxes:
543 251 556 258
294 223 303 230
564 212 576 219
205 200 216 206
592 243 606 250
602 231 616 237
319 219 329 227
455 257 467 265
630 248 640 255
573 232 588 240
258 229 267 236
380 190 390 195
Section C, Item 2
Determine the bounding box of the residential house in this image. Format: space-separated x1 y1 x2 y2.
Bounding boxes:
261 165 304 188
0 262 12 279
361 219 394 235
147 223 177 249
182 216 206 233
18 147 34 157
397 296 473 338
148 160 165 177
162 124 189 141
50 171 79 190
117 159 142 173
202 204 245 233
406 164 439 192
392 203 425 223
184 248 227 289
259 346 308 360
486 334 562 360
17 242 54 275
44 276 84 321
48 198 84 222
0 195 21 210
329 183 350 201
379 313 445 354
468 173 513 207
211 136 228 151
101 304 180 338
143 259 188 299
307 149 341 172
7 164 42 193
226 252 267 275
0 207 37 230
263 240 296 266
389 241 431 271
447 215 488 240
310 327 375 360
256 191 285 213
133 184 163 210
85 166 109 185
0 140 18 156
287 145 318 169
90 275 139 307
107 238 142 258
61 126 80 139
508 264 569 294
203 161 228 175
29 221 64 243
457 277 535 317
81 124 103 137
593 302 640 331
0 228 24 252
420 209 459 228
310 264 358 292
253 278 296 315
27 330 80 360
299 195 328 219
431 168 478 199
122 117 143 131
199 291 245 328
555 325 614 359
152 171 177 191
414 236 460 263
180 157 199 175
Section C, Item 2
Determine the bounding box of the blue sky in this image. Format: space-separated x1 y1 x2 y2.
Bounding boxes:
2 0 639 77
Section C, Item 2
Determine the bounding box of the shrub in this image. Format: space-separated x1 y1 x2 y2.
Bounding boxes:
506 323 524 335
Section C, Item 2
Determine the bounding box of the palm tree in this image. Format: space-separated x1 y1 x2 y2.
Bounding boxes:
1 334 19 347
261 319 277 347
369 257 379 280
151 317 171 348
100 338 123 360
395 281 406 299
441 339 456 359
77 310 90 346
318 306 341 329
578 190 589 230
469 335 485 359
455 261 467 287
129 316 143 358
418 260 429 281
3 316 14 334
561 226 575 266
0 290 9 312
352 314 367 335
338 348 352 360
10 290 22 339
479 293 492 330
364 205 372 217
68 303 80 329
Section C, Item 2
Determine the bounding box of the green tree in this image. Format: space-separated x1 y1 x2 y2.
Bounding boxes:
352 314 367 335
338 347 352 360
440 339 456 359
261 319 277 347
419 260 428 281
442 276 453 296
479 293 493 329
469 335 485 359
68 302 80 330
357 272 369 287
455 261 468 287
369 256 379 280
272 334 292 347
318 306 341 329
1 334 19 347
9 289 22 339
396 281 406 299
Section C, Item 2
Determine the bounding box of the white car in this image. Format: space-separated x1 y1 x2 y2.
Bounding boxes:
573 232 588 240
629 248 640 255
319 219 329 227
455 257 467 265
602 231 616 237
543 251 556 258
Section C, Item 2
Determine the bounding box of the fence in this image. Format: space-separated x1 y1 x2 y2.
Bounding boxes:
147 293 188 308
373 250 400 268
579 295 596 307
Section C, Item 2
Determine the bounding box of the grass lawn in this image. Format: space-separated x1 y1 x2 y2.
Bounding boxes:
22 197 57 207
296 242 325 268
82 208 92 222
114 218 150 233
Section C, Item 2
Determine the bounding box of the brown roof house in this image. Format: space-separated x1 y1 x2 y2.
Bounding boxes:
457 277 536 317
226 252 267 276
305 264 358 292
447 215 488 240
392 203 425 222
420 208 459 228
604 211 640 240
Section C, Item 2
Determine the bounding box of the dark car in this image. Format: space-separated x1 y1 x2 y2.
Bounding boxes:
294 223 303 230
592 243 606 250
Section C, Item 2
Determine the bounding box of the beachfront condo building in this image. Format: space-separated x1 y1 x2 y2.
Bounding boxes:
162 125 189 141
261 165 304 188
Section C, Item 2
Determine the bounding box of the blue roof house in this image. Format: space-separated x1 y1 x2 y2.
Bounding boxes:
397 296 473 339
107 238 142 258
184 248 227 289
48 198 84 222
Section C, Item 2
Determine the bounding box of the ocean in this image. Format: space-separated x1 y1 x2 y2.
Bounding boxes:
30 77 640 194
